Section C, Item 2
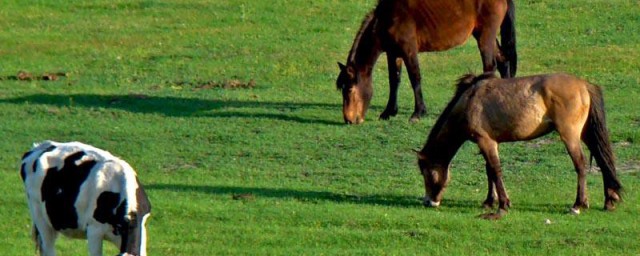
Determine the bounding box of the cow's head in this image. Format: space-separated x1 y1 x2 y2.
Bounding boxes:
120 183 151 256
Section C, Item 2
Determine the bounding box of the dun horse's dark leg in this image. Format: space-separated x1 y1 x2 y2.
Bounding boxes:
380 54 402 120
478 139 510 219
483 161 498 209
402 52 427 123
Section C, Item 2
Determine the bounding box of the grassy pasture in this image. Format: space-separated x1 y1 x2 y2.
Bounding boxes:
1 0 639 255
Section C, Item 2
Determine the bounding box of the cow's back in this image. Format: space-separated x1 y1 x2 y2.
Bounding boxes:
21 141 136 237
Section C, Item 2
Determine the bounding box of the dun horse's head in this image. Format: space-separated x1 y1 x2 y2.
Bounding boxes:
337 62 372 124
416 151 450 207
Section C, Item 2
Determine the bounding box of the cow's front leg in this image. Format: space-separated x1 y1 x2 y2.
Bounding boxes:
87 226 105 256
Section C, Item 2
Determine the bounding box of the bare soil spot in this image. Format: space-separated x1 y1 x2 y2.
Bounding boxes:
232 193 255 201
1 71 68 81
588 160 640 174
166 78 256 90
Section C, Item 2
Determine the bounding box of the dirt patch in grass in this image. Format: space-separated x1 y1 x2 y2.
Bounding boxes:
1 71 68 81
165 78 256 90
588 160 640 174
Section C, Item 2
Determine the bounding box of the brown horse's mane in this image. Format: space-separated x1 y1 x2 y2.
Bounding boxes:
424 73 496 145
347 10 376 64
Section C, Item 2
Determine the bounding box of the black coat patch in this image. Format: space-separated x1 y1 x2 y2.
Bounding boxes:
94 191 128 236
20 163 26 182
22 150 35 160
41 151 96 230
32 145 57 173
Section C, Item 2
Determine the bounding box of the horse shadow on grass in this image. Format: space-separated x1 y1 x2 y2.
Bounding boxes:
0 93 344 125
145 183 570 214
146 183 422 208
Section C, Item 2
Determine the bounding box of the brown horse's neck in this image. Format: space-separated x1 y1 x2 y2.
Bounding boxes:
347 11 382 77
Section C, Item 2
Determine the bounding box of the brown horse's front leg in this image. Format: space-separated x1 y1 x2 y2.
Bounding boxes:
402 52 427 122
380 54 402 120
477 139 511 219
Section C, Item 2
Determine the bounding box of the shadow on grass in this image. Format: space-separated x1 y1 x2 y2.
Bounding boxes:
0 93 343 125
146 183 422 208
145 183 570 214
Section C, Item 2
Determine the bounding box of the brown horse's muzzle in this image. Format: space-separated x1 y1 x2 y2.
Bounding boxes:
343 88 368 125
343 113 364 125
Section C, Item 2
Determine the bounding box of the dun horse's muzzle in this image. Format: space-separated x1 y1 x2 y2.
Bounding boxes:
422 197 441 207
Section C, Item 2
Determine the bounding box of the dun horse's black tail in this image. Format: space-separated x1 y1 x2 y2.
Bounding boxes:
498 0 517 78
583 85 622 208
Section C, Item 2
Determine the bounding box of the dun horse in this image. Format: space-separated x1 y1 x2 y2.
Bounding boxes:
336 0 517 124
416 73 622 219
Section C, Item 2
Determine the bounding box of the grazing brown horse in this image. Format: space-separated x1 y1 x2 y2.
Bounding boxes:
416 73 622 219
336 0 517 124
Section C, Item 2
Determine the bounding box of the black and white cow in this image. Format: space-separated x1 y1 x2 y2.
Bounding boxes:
20 141 151 256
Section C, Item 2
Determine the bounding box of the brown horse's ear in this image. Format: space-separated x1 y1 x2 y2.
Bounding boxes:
338 62 346 71
346 65 356 80
413 149 427 160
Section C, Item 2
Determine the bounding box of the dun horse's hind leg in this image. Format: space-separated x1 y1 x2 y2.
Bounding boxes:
380 54 402 120
477 138 510 219
561 133 590 214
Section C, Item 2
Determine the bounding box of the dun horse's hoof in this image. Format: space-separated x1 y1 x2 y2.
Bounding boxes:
482 203 494 210
421 197 440 207
478 209 507 220
604 204 616 211
570 208 581 215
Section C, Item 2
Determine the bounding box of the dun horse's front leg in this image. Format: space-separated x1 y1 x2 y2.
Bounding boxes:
380 54 402 120
482 161 498 209
477 139 510 220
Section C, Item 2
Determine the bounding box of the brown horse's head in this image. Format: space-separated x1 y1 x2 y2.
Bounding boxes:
417 151 450 207
337 62 372 124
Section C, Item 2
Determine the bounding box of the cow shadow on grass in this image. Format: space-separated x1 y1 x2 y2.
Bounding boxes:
0 93 344 125
145 183 570 214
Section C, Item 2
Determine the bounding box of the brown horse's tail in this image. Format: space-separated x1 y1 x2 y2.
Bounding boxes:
498 0 517 78
583 85 622 207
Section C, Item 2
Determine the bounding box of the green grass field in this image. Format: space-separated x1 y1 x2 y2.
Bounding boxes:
1 0 639 255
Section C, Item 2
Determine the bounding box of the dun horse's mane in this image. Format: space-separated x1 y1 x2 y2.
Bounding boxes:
424 73 496 144
347 10 376 64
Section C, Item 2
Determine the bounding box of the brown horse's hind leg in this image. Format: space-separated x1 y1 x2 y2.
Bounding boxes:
380 54 402 120
477 138 510 219
472 30 498 75
399 43 426 123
